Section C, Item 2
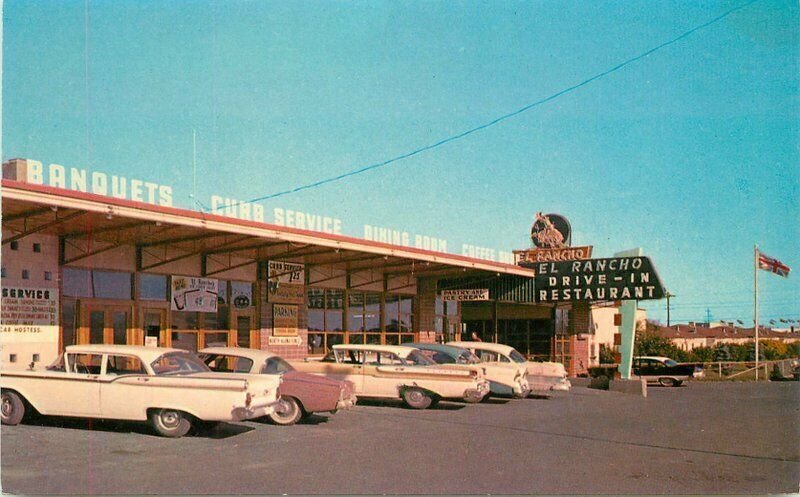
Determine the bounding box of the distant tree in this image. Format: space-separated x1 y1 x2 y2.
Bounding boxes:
634 331 688 361
688 346 715 363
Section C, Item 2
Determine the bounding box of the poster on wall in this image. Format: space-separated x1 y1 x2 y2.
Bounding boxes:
267 260 305 304
273 304 299 337
0 287 60 343
171 276 219 312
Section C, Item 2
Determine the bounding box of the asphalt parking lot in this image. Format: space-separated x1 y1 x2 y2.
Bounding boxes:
1 381 798 495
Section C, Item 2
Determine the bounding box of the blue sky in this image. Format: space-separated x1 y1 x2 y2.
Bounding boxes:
3 0 798 324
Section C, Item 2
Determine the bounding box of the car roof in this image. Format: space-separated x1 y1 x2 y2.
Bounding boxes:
636 356 673 361
64 344 184 362
407 343 469 356
447 341 516 355
332 344 417 357
199 347 278 361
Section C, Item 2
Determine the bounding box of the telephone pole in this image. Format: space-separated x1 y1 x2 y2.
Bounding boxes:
665 291 675 326
705 308 712 326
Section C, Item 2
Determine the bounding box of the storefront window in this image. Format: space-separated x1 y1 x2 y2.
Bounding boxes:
171 311 199 351
140 274 167 301
348 292 365 332
61 300 77 349
230 281 253 309
307 288 345 354
63 268 132 300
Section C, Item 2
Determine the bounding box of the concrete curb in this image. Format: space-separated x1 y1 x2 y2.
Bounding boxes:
609 378 648 397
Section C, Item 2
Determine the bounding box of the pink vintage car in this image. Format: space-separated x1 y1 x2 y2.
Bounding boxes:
199 347 356 426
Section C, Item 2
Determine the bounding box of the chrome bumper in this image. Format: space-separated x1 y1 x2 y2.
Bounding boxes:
230 398 282 421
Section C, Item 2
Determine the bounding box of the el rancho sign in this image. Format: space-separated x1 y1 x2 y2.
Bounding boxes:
526 256 665 303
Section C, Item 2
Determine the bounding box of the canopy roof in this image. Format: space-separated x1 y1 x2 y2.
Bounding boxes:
2 180 535 281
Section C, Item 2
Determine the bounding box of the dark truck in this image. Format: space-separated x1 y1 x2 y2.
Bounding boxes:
632 356 704 387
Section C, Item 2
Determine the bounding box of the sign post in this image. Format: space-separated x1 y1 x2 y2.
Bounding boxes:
615 248 643 380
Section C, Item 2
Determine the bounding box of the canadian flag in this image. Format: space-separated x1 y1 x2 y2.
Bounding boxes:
758 251 791 278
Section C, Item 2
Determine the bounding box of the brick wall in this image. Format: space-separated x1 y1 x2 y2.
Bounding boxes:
416 277 437 336
258 284 308 360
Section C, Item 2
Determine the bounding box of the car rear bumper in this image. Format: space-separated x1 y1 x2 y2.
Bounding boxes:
528 375 572 392
230 398 282 421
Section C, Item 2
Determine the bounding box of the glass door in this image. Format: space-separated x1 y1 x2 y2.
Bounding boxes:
141 308 167 347
78 303 133 345
231 309 256 348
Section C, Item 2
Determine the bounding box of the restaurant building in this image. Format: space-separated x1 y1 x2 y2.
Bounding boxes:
1 158 601 375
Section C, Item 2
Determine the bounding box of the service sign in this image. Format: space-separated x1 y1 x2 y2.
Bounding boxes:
0 287 59 343
171 276 219 312
267 261 306 304
441 288 491 301
273 304 299 337
530 257 665 303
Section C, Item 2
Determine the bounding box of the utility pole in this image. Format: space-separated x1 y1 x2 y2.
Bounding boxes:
705 308 712 326
665 291 675 327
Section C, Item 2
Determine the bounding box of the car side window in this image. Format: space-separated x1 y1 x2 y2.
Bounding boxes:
476 350 499 362
105 355 146 376
378 353 403 365
68 353 103 375
498 355 511 363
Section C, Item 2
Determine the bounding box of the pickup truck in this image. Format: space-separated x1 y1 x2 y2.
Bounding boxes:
632 356 704 387
0 344 282 437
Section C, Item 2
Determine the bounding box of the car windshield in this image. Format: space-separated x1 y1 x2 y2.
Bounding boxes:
664 359 678 367
406 350 436 366
263 357 293 374
151 352 210 375
458 350 481 364
509 350 527 363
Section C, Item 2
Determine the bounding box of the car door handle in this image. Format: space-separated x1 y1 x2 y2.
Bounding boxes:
136 377 150 382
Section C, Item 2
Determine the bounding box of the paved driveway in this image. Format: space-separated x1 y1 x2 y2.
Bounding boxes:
2 382 798 494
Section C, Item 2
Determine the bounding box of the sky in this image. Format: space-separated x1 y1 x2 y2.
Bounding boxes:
2 0 798 325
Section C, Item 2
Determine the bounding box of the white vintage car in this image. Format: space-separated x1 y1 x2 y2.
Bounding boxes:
448 341 572 392
407 342 530 398
291 344 490 409
0 344 282 437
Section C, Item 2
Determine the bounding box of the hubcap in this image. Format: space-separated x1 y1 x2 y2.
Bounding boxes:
408 391 424 403
276 399 295 418
1 396 11 418
160 410 180 428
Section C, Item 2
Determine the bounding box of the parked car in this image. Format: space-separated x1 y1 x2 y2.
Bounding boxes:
407 343 530 398
198 347 356 425
0 344 282 437
291 344 490 408
632 356 703 387
448 341 571 392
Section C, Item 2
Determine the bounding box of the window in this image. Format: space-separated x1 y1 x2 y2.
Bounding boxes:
1 267 6 278
230 281 253 308
106 355 146 375
202 354 253 374
263 357 292 374
44 271 52 281
10 241 18 250
386 294 415 344
33 243 41 253
151 352 209 375
63 268 132 299
139 274 167 301
307 288 344 355
68 353 103 374
21 269 29 280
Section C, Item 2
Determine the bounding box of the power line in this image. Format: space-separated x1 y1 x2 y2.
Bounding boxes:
222 0 759 209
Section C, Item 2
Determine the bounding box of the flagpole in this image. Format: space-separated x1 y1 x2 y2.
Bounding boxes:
754 244 759 381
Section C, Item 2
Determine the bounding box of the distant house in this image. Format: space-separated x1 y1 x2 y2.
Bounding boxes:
646 321 800 351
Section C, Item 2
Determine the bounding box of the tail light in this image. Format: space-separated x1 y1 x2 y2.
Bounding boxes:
245 392 252 407
470 370 478 378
